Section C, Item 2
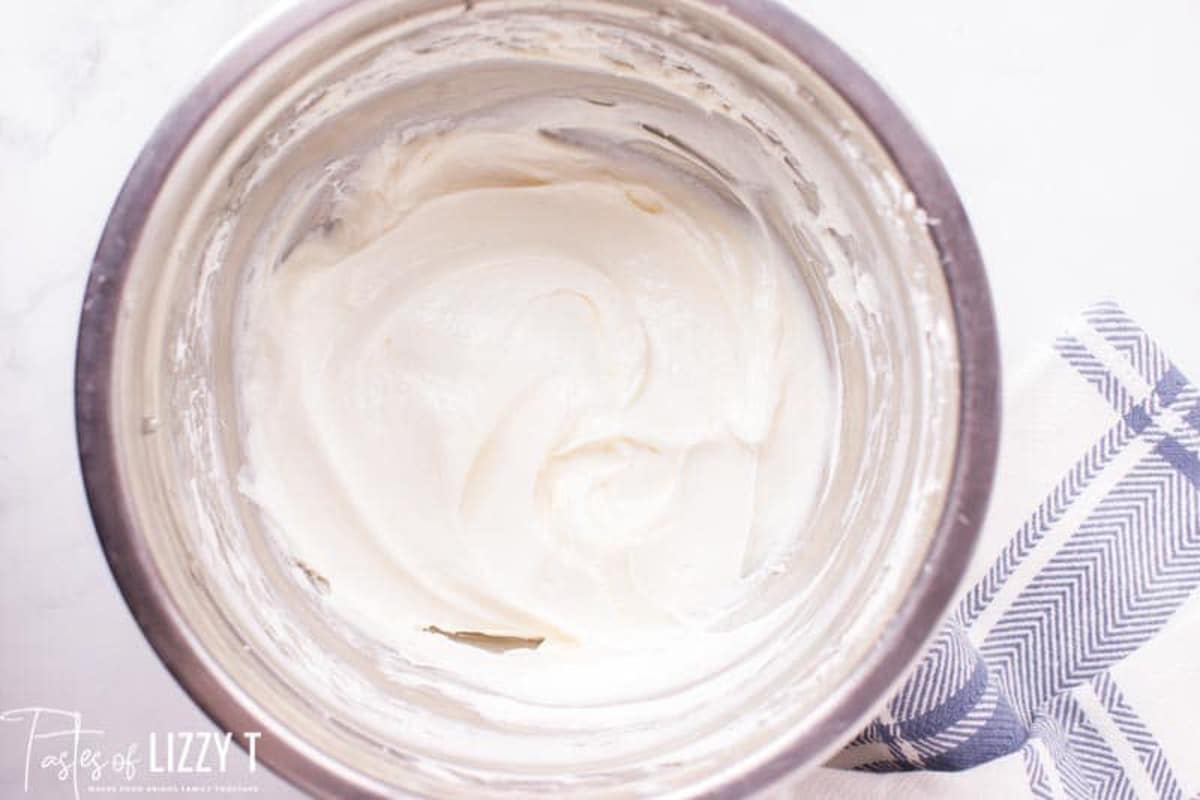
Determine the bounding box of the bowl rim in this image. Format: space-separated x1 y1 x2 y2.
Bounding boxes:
74 0 1001 796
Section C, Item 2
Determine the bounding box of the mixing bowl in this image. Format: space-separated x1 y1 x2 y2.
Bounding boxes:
75 0 1000 796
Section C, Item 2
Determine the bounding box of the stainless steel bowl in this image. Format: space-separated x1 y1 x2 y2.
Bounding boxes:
76 1 999 796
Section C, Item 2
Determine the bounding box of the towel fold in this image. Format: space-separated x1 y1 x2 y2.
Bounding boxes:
799 302 1200 799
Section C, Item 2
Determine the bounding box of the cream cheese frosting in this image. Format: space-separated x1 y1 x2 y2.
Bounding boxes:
237 127 833 658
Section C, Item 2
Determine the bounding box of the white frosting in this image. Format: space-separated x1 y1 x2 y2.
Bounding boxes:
238 128 832 662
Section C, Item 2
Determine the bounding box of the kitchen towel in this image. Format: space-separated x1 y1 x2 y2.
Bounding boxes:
822 301 1200 798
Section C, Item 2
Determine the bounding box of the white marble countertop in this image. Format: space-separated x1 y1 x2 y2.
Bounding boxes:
3 1 1197 797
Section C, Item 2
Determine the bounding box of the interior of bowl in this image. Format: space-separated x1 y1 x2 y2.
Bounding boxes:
83 0 974 796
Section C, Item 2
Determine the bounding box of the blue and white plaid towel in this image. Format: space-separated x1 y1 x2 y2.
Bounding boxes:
810 302 1200 799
